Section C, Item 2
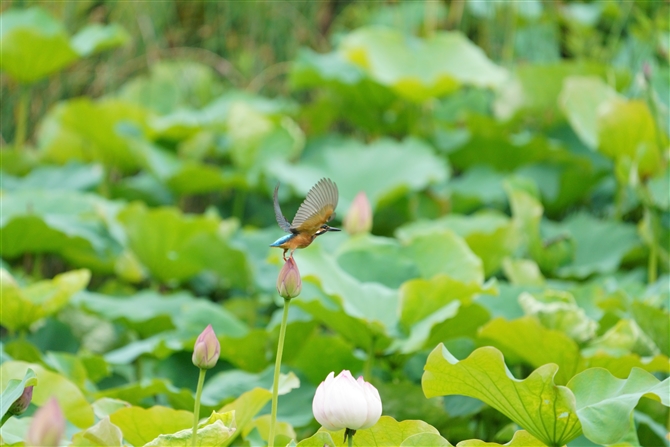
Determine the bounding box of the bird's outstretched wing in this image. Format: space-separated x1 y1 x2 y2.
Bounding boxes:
273 183 292 233
290 178 338 233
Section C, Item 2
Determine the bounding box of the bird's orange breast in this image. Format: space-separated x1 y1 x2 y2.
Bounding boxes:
279 232 315 250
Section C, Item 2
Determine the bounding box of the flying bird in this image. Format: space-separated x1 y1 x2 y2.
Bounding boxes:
271 178 340 260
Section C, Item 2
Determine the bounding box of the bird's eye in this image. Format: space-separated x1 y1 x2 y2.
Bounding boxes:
321 224 328 229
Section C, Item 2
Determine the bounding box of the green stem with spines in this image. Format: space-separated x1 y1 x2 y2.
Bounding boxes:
191 368 207 447
268 297 291 446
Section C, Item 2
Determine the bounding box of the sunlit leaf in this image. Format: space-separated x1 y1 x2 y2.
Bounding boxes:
109 406 192 447
71 417 123 447
218 388 272 447
340 27 507 101
0 7 78 83
1 163 103 192
567 368 670 445
456 430 544 446
0 268 90 333
422 345 582 446
143 411 235 447
314 416 444 446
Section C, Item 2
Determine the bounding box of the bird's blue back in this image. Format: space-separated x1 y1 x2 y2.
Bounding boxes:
270 233 295 247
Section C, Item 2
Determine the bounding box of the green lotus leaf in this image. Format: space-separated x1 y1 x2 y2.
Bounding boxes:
0 361 94 428
269 137 448 212
456 430 544 446
218 388 272 446
398 229 483 284
518 290 597 342
0 7 78 83
109 406 192 447
397 211 518 277
118 203 250 286
340 27 507 101
37 98 152 173
336 235 419 289
559 76 620 149
423 344 582 446
314 416 444 447
0 268 90 333
478 316 582 385
0 189 124 271
597 99 664 179
71 417 123 447
567 367 669 445
1 162 103 192
631 301 670 356
70 23 129 57
143 411 235 447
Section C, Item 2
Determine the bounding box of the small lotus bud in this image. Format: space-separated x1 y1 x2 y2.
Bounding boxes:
192 324 220 370
344 192 373 235
276 256 301 299
26 398 65 447
8 385 33 416
312 370 382 432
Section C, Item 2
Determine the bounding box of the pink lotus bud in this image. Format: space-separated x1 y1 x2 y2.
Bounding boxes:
344 192 373 235
276 256 301 299
8 385 33 416
26 398 65 447
192 324 220 370
312 370 382 431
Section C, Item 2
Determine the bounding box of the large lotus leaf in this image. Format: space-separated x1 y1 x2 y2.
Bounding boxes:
296 246 399 339
269 137 448 212
294 282 393 353
0 368 37 422
144 411 235 446
478 316 582 385
0 361 94 428
336 234 419 289
397 228 483 284
559 76 620 149
0 190 124 270
118 203 249 286
118 61 229 115
339 27 507 102
70 23 129 57
494 61 628 123
1 163 103 192
518 290 597 342
70 417 123 447
554 212 641 279
502 259 545 286
288 332 364 384
422 345 582 446
597 98 664 178
567 368 669 445
399 275 495 330
0 269 90 333
457 430 544 446
310 416 447 447
447 165 508 213
109 406 192 447
37 98 152 172
397 211 518 277
0 7 78 83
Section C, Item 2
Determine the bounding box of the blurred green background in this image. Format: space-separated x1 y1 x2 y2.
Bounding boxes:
1 0 669 446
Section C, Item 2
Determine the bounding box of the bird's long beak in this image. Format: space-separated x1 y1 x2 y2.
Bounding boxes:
326 226 341 232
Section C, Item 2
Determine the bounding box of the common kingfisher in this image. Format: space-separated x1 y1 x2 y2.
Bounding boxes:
271 178 341 261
